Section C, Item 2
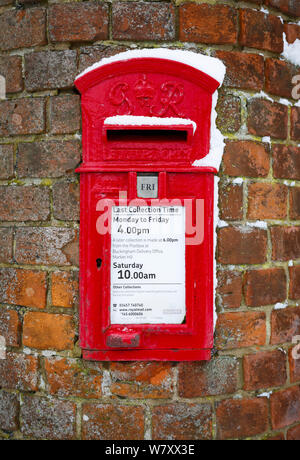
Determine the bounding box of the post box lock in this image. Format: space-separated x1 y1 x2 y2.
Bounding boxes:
75 49 226 361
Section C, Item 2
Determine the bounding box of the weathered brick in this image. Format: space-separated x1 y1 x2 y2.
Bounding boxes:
271 386 300 430
49 2 108 43
271 226 300 261
51 271 79 308
0 145 14 180
82 404 144 440
152 404 212 440
240 9 283 53
244 268 286 307
49 95 81 135
0 8 46 51
289 346 300 383
248 99 288 139
17 140 81 179
290 187 300 220
0 56 23 94
45 357 102 398
179 3 237 45
223 141 270 178
291 107 300 141
15 227 79 266
110 362 174 399
0 268 47 309
273 145 300 180
266 433 285 440
25 50 77 92
219 184 243 221
0 352 38 391
0 392 19 432
215 51 264 91
265 58 300 99
0 186 50 222
216 94 241 134
271 306 300 344
247 183 288 220
0 228 13 263
217 270 243 309
289 265 300 300
53 182 79 221
244 350 287 390
284 23 300 43
0 98 45 136
217 227 268 265
178 357 239 398
78 45 129 74
21 396 76 440
287 424 300 440
0 309 20 347
112 2 175 41
217 398 269 440
266 0 300 18
215 311 266 350
23 312 75 351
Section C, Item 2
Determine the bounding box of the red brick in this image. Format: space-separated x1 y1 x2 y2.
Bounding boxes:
244 350 287 390
113 2 175 41
110 362 174 399
152 404 212 440
223 141 270 178
216 94 241 134
266 433 285 440
284 23 300 43
45 357 102 398
0 228 13 263
82 404 144 440
248 99 288 139
271 306 300 344
240 9 283 53
218 227 268 265
0 309 20 347
25 50 77 91
217 397 269 440
23 312 75 351
51 271 79 309
266 0 300 18
0 391 19 432
265 58 299 99
15 227 79 266
0 98 45 136
271 386 300 430
290 187 300 220
289 265 300 300
289 346 300 383
49 2 108 43
273 145 300 180
215 51 264 91
0 352 38 391
0 8 46 51
53 182 79 221
178 357 239 398
0 56 23 94
179 4 237 45
217 270 243 309
291 107 300 141
0 145 14 180
21 396 76 440
0 186 50 222
219 184 243 221
215 312 266 350
0 268 47 309
287 424 300 440
17 140 81 179
271 226 300 261
244 268 286 307
78 45 130 74
247 183 288 220
49 95 80 134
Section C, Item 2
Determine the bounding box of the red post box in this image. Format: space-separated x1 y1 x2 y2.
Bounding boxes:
75 49 225 361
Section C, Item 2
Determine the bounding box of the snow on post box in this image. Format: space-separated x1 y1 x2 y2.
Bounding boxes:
75 49 226 361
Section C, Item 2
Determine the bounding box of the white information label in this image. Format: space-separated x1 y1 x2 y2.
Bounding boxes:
110 206 186 324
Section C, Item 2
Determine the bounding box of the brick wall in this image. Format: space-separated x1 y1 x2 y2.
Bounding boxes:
0 0 300 440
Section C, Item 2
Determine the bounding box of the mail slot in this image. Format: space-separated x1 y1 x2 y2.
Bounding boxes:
75 49 225 361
